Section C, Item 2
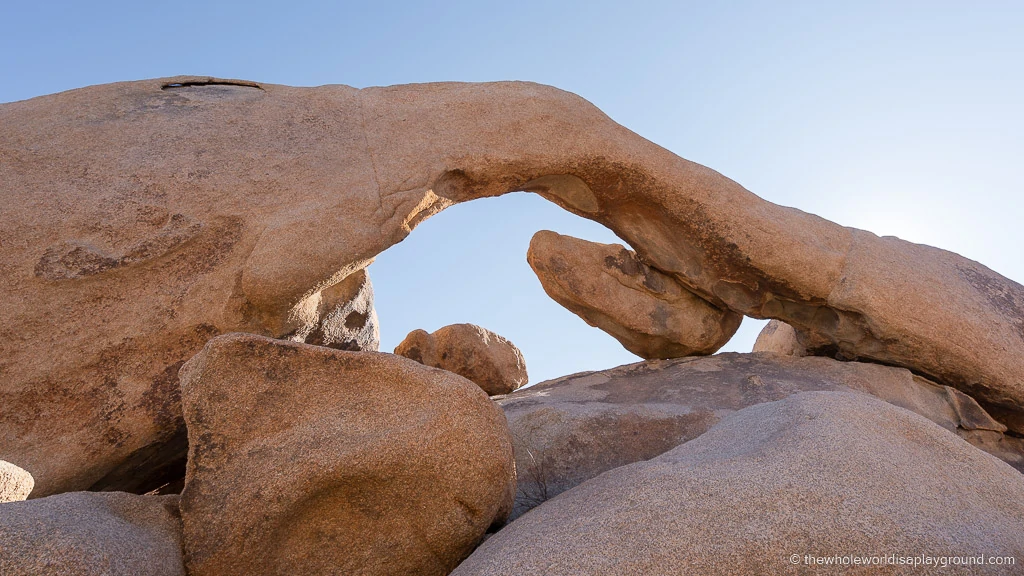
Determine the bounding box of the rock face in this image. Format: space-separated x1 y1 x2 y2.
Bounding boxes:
300 268 379 351
0 492 184 576
179 333 515 576
752 319 806 356
456 392 1024 575
2 77 1022 495
527 230 741 358
0 460 34 502
394 324 528 395
500 352 1020 520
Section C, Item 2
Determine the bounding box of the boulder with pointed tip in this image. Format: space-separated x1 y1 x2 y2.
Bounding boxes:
527 230 741 359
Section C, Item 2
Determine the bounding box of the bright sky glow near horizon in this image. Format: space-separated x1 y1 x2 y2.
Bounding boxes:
3 2 1021 384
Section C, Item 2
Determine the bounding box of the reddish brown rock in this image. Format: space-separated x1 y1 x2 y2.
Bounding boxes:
0 492 184 576
527 230 741 359
456 392 1024 576
500 352 1020 520
395 324 527 395
1 77 1021 495
179 333 515 576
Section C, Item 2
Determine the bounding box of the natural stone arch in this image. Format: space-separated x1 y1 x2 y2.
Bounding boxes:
1 76 1021 496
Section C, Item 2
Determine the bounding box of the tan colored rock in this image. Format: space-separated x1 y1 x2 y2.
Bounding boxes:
395 324 527 395
300 268 379 351
0 492 183 576
456 392 1024 576
0 460 34 502
500 352 1019 520
2 78 1022 495
752 319 806 356
179 333 515 576
527 230 741 359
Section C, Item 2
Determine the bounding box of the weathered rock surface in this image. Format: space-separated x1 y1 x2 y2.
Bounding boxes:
395 324 528 395
527 230 741 358
0 491 184 576
499 352 1020 520
456 392 1024 575
179 333 515 576
2 77 1022 495
752 319 806 356
0 460 34 502
300 268 379 351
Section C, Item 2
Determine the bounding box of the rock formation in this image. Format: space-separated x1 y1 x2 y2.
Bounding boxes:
500 352 1022 519
455 392 1024 575
2 77 1022 493
0 460 34 502
394 324 528 395
178 333 515 576
752 319 805 356
0 492 184 576
526 230 741 358
294 268 380 351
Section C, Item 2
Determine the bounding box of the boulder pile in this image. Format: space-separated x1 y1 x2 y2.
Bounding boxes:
1 78 1022 574
498 352 1023 520
456 393 1024 575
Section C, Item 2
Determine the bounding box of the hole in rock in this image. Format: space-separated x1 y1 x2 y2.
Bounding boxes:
344 311 368 330
369 192 763 387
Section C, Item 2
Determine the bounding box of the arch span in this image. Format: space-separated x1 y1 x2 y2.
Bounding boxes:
1 77 1021 496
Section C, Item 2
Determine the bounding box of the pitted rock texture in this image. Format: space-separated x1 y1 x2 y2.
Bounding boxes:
179 333 515 576
2 77 1022 495
456 392 1024 576
499 352 1020 520
0 460 34 502
299 268 379 351
394 324 528 396
0 492 184 576
527 230 741 359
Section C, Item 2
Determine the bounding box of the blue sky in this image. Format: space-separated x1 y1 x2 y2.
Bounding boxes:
4 1 1022 384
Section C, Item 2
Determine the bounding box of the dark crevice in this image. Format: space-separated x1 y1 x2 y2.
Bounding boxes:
87 426 188 494
162 80 263 91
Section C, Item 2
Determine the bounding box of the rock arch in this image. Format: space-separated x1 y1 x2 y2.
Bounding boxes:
1 76 1021 495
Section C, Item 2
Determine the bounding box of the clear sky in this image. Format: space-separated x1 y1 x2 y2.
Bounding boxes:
3 2 1021 384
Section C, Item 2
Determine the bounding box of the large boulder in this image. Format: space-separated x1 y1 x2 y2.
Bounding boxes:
499 352 1021 520
456 392 1024 575
394 323 528 395
0 460 34 502
526 230 741 358
0 491 184 576
2 78 1022 494
179 333 515 576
